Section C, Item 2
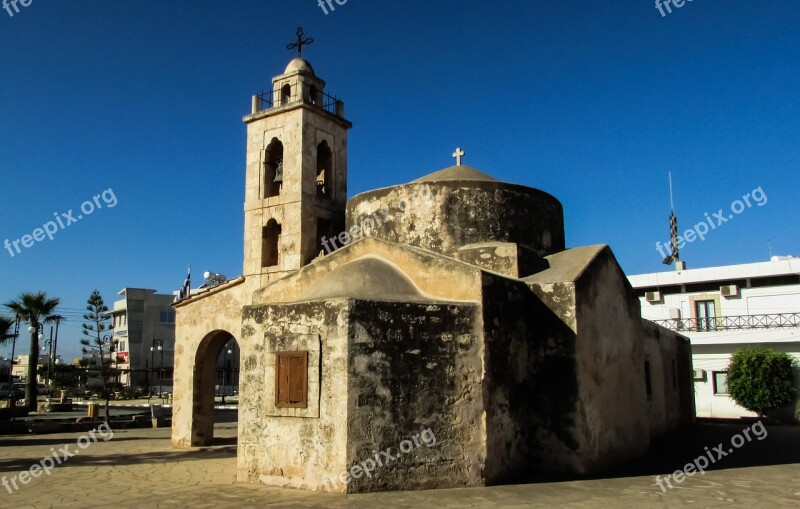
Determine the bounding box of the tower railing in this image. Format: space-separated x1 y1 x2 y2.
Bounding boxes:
257 84 344 117
652 312 800 333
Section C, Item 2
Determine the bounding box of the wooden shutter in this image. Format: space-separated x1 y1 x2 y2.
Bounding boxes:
275 351 308 408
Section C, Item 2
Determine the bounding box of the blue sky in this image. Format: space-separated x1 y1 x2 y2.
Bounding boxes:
1 0 798 360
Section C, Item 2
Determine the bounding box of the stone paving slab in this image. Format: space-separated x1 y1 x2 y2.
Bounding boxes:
0 422 798 508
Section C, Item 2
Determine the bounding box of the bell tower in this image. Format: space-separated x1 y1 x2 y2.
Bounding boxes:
242 33 351 287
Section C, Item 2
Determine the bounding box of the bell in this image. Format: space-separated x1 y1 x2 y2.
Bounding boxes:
273 161 284 183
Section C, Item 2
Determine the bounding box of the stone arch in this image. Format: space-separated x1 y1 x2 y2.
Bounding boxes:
316 140 332 199
280 83 292 105
308 84 318 105
264 138 283 198
191 329 238 446
262 219 282 268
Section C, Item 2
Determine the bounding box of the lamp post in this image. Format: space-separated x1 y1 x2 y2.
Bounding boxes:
221 344 233 405
6 318 19 417
43 326 54 390
150 339 164 398
101 334 116 399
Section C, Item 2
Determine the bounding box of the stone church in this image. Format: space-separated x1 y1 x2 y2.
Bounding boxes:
171 55 695 494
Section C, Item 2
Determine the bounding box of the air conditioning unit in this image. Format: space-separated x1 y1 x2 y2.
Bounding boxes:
720 284 739 298
692 369 706 381
668 308 681 319
645 291 662 303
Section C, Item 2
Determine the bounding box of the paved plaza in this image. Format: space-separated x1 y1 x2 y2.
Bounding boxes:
0 419 799 508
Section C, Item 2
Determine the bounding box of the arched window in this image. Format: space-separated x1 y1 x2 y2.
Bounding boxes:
281 83 292 106
264 138 283 198
316 140 332 199
308 85 318 105
262 219 282 268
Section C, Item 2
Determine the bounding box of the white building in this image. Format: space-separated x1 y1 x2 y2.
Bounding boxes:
109 288 177 390
629 257 800 420
12 354 61 383
109 287 240 395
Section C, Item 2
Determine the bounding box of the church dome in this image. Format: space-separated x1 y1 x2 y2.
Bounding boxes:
284 58 315 75
346 165 565 258
413 165 498 183
299 258 426 302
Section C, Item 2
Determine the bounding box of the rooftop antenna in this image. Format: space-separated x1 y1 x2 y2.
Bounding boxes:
662 172 684 270
668 171 675 211
768 239 773 260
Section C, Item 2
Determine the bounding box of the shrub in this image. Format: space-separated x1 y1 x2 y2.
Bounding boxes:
727 347 797 417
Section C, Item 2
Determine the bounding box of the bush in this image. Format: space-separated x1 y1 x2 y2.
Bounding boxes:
727 347 797 417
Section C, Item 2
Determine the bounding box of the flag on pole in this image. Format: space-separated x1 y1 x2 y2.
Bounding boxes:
175 267 191 302
662 211 679 265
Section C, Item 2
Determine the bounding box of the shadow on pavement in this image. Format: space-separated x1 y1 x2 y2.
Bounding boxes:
0 443 237 472
522 421 800 484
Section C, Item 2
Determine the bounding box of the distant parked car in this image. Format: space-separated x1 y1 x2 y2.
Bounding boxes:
0 383 23 399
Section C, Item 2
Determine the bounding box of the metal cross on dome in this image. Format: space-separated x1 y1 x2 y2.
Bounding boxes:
453 147 465 166
287 27 314 58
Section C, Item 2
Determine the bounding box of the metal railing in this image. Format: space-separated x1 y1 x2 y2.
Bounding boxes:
257 84 343 117
653 312 800 332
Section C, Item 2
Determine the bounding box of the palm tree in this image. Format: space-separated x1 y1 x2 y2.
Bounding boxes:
4 292 60 410
0 315 15 345
0 316 15 384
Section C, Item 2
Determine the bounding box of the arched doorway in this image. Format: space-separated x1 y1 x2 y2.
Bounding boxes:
191 330 240 446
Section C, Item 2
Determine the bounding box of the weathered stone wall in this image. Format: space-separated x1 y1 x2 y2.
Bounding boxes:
641 321 695 437
480 274 580 481
242 102 350 286
345 300 484 492
572 248 650 473
642 321 669 438
346 181 565 258
238 300 351 491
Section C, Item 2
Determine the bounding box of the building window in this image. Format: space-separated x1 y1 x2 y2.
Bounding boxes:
160 310 176 324
262 219 282 268
713 371 728 395
695 300 717 331
316 140 332 199
308 85 318 105
275 351 308 408
644 361 653 401
264 138 284 198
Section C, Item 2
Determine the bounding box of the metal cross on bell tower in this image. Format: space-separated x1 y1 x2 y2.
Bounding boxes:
286 27 314 58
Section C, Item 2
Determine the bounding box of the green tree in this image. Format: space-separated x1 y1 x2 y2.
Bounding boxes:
4 292 60 410
79 290 116 421
727 346 797 417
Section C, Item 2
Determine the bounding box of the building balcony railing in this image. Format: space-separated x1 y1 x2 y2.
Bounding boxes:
256 83 344 117
653 312 800 333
